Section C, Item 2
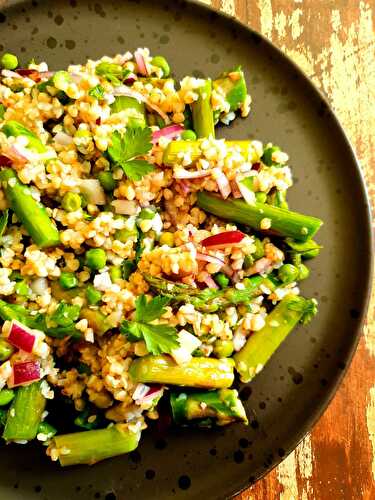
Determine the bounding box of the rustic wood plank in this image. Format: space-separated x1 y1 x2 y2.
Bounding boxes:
196 0 375 498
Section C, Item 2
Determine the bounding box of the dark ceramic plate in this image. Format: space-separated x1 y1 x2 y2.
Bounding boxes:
0 0 372 499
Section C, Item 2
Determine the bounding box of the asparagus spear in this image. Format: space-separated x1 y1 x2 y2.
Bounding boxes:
234 294 317 383
110 96 146 128
0 169 60 248
2 120 47 153
163 139 251 166
144 273 278 313
170 388 248 426
197 192 322 242
48 424 141 466
213 66 248 121
191 80 215 138
3 381 46 441
129 355 234 389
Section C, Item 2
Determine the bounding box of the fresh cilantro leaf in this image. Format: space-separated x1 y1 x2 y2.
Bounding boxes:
107 128 154 181
137 323 179 355
95 62 131 86
121 320 144 342
135 295 170 323
88 84 105 100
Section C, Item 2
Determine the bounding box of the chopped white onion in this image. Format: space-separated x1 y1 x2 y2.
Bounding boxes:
212 168 231 199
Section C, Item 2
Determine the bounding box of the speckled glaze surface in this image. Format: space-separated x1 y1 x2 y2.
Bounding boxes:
0 1 372 499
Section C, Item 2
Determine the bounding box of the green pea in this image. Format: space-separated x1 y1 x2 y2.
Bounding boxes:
278 263 299 284
1 53 18 70
85 248 107 270
109 265 122 282
214 272 229 288
151 56 170 77
37 421 57 439
252 238 265 260
297 263 310 280
14 281 30 296
0 389 15 406
138 208 155 220
98 171 116 192
255 192 267 203
213 339 234 358
59 272 78 290
0 338 14 361
261 145 281 166
181 129 197 141
61 192 81 212
115 227 139 243
86 285 102 305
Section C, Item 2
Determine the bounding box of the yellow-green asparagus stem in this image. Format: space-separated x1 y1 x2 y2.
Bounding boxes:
163 140 251 166
129 355 234 389
191 80 215 138
49 423 141 466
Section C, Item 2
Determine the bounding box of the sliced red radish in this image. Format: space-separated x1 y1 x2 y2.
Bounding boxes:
151 124 184 144
174 168 212 180
212 168 231 199
12 361 41 386
201 230 245 250
134 50 149 76
7 320 36 353
247 257 272 276
196 252 225 267
111 199 138 215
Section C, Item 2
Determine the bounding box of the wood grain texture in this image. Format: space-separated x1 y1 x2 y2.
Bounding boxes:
198 0 375 498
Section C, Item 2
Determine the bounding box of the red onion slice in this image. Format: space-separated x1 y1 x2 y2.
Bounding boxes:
200 273 219 289
212 168 231 199
196 252 225 267
174 169 212 180
247 257 273 276
7 320 36 353
151 124 184 144
112 86 170 124
134 50 149 76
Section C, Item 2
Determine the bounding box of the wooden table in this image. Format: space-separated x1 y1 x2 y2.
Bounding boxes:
199 1 375 498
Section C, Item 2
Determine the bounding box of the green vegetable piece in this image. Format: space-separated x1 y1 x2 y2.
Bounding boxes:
115 227 139 243
121 259 136 280
80 308 112 336
88 84 105 100
234 295 316 382
61 192 81 212
0 338 14 361
151 56 170 77
181 129 197 141
255 192 267 203
1 53 18 70
74 409 101 430
191 79 215 138
138 207 155 220
297 263 310 280
243 254 254 269
3 381 46 441
162 140 251 166
95 62 130 86
170 388 247 426
267 189 288 209
59 272 78 290
49 424 141 467
252 238 265 260
98 171 116 192
285 238 322 259
0 409 7 427
0 169 60 248
85 248 107 270
52 71 71 91
2 120 47 153
214 272 229 288
183 106 193 129
213 66 247 115
197 192 323 242
37 421 57 440
129 355 234 389
49 302 81 328
261 145 281 166
0 389 15 406
278 264 299 284
109 265 122 282
110 96 146 129
14 280 30 296
0 209 9 237
0 104 6 119
213 339 234 358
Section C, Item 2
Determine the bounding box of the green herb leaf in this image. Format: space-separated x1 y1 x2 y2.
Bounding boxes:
88 84 105 100
135 294 170 323
108 128 154 181
137 323 179 355
95 62 131 86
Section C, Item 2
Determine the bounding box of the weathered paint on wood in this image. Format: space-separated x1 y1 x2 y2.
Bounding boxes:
197 0 375 498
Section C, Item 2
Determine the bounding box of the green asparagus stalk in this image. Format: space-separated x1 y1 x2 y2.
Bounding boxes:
0 169 60 248
170 388 248 426
110 96 146 128
213 66 248 121
2 120 47 153
197 192 322 242
79 307 112 336
3 381 46 441
191 80 215 138
163 139 251 166
0 208 9 237
129 355 234 389
144 273 278 313
49 424 141 466
234 295 317 383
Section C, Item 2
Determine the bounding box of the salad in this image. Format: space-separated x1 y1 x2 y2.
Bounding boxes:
0 49 322 466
